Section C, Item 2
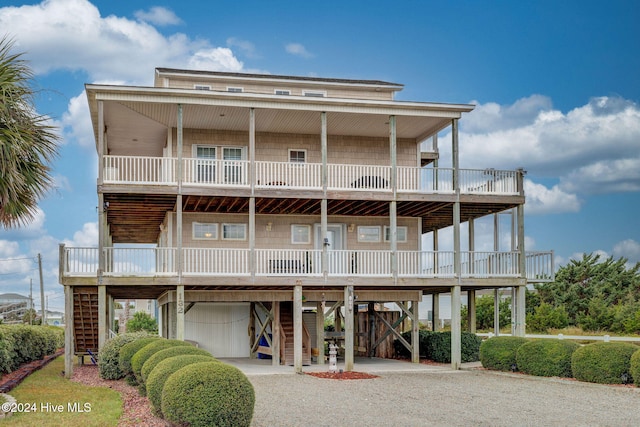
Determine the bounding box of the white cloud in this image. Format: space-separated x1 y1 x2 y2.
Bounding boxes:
63 222 99 247
523 179 581 215
227 37 259 59
134 6 182 26
560 158 640 194
61 91 95 148
612 239 640 264
285 43 314 58
0 0 244 84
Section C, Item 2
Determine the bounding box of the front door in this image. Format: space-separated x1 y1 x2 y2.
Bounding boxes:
315 224 346 274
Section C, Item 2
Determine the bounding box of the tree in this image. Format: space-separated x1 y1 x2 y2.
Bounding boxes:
0 36 59 228
126 311 158 334
21 308 41 325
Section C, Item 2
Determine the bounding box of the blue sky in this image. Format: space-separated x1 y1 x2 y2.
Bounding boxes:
0 0 639 312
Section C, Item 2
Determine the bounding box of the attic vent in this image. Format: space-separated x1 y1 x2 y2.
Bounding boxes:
227 87 243 93
275 89 291 95
303 90 326 97
194 85 211 90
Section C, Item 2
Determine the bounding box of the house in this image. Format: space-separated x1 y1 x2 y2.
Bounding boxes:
59 68 554 376
0 293 32 324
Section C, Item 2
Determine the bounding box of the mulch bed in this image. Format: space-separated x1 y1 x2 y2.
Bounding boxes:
306 371 379 380
0 350 64 393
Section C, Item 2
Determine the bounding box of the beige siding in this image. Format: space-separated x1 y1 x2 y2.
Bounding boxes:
184 303 250 357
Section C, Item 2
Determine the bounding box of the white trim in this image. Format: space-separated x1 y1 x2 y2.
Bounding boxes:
222 223 247 241
291 224 311 244
288 149 307 163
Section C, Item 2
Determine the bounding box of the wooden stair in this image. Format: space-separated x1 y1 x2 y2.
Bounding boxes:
280 302 311 366
73 287 99 354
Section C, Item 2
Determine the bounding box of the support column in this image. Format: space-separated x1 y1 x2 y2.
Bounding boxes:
451 118 462 369
294 285 303 373
468 290 476 333
316 301 325 365
64 285 74 378
432 293 440 331
494 289 501 336
451 285 462 370
272 301 281 366
320 112 328 278
411 301 419 363
176 285 184 341
344 285 354 371
98 285 107 349
389 115 398 282
516 183 527 336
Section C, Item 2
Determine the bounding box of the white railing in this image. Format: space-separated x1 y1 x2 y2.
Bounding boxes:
328 164 392 191
255 249 322 276
182 158 249 186
104 155 176 184
459 169 519 194
397 167 455 193
255 161 322 189
526 251 555 282
62 247 553 281
103 247 176 275
183 248 249 275
63 247 99 276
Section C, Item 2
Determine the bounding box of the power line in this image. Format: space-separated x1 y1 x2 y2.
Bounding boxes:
0 257 37 263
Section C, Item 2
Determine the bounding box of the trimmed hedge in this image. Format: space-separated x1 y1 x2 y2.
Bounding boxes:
0 325 64 373
516 339 580 377
141 345 213 382
479 336 529 371
571 342 638 384
393 330 481 363
118 336 162 383
146 354 216 417
99 332 151 380
162 362 255 427
131 339 191 385
630 349 640 387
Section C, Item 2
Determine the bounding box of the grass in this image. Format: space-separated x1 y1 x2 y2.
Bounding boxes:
2 356 122 427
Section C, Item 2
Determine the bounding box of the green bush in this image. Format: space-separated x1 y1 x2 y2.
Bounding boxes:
516 339 580 377
0 325 63 372
126 311 158 334
141 345 212 382
630 349 640 387
393 331 481 362
571 342 638 384
131 339 190 386
146 355 217 417
479 336 529 371
118 336 162 382
393 330 434 358
162 362 255 427
0 326 16 373
99 332 151 379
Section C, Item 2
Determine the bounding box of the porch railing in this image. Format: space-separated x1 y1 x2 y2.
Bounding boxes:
102 155 521 196
62 246 553 280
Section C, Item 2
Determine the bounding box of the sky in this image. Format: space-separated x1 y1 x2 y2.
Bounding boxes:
0 0 639 314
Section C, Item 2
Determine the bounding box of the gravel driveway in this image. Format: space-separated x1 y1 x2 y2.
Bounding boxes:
248 369 640 426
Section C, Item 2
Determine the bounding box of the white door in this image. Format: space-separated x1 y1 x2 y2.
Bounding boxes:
315 224 345 274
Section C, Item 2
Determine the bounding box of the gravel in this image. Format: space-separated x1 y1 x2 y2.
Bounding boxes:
248 369 640 427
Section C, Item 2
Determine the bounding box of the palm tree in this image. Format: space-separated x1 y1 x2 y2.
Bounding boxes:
0 36 59 228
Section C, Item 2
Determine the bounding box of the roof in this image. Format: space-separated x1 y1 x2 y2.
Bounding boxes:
0 293 30 301
155 67 404 89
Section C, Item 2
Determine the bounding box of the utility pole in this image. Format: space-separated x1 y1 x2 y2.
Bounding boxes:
38 253 45 325
30 278 33 325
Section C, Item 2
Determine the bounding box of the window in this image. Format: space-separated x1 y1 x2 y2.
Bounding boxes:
384 226 407 243
275 89 291 95
193 222 218 240
303 90 326 97
222 223 247 240
194 85 211 90
288 149 306 163
357 226 381 243
291 224 311 244
223 147 245 184
227 87 243 93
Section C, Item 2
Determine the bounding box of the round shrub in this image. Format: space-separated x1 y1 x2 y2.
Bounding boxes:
141 345 212 382
630 349 640 387
162 362 255 427
118 336 162 381
479 336 529 371
131 339 190 383
99 332 151 379
146 355 216 417
426 331 482 363
516 339 580 377
571 342 638 384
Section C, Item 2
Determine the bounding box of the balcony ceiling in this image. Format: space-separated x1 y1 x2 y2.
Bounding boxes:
100 99 457 156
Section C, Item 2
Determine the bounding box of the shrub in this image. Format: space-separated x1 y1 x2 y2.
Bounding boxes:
630 349 640 387
0 327 16 373
131 339 190 386
426 331 482 363
526 303 569 333
479 336 529 371
126 311 158 334
571 342 638 384
146 355 216 417
99 332 151 379
162 362 255 427
0 325 62 372
393 330 434 358
118 336 162 382
141 345 212 382
516 339 580 377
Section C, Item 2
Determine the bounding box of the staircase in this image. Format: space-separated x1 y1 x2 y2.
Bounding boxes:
73 287 99 354
279 302 311 366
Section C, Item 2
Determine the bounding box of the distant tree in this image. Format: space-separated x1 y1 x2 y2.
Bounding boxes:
21 308 41 325
0 36 59 228
126 311 158 334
